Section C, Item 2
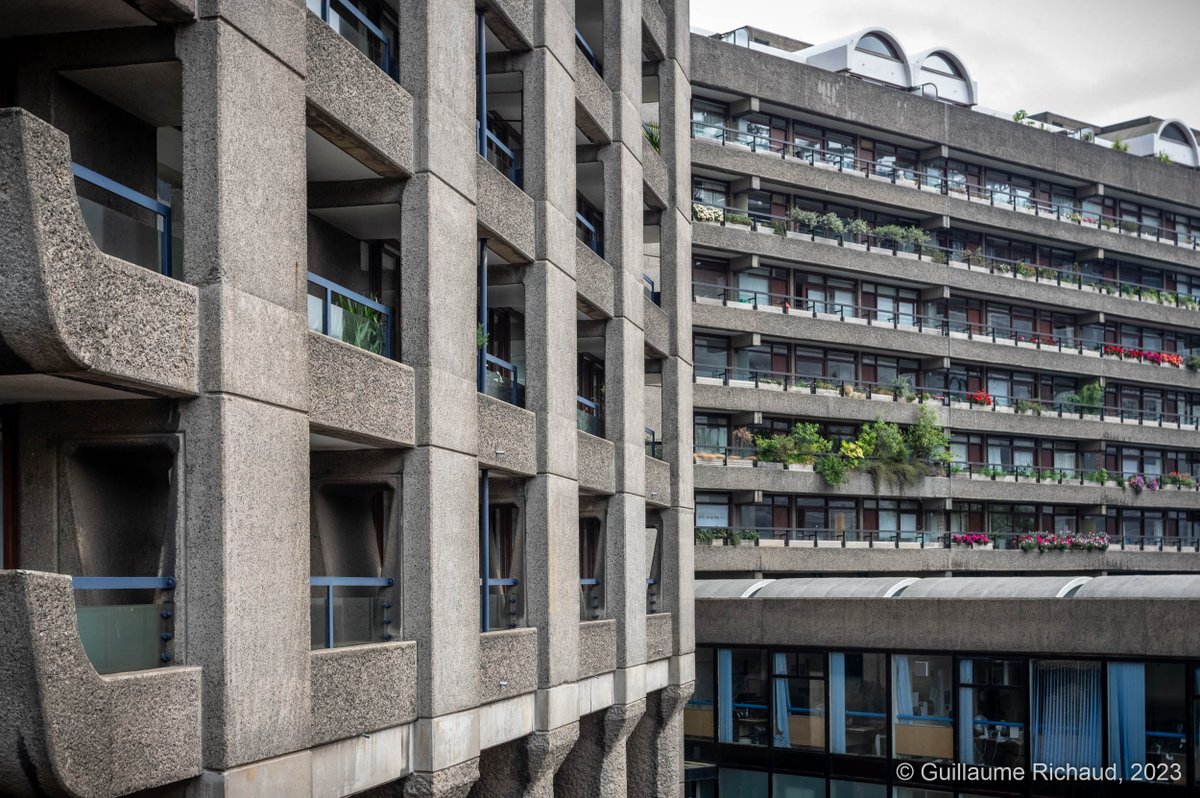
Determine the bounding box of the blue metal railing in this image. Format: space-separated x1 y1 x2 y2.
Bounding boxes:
643 273 662 305
310 575 394 649
576 211 604 258
72 162 173 276
307 271 394 357
645 427 664 459
576 395 601 436
314 0 396 79
71 576 176 591
484 352 523 406
485 127 523 188
575 29 601 74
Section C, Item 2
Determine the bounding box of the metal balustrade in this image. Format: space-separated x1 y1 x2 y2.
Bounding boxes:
72 162 174 276
310 575 394 649
696 526 1200 552
72 575 176 674
307 272 394 357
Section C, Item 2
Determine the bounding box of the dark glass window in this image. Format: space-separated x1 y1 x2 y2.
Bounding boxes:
856 33 899 59
922 53 962 78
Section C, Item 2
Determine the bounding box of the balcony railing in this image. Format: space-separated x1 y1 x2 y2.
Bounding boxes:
483 575 522 631
483 352 524 407
646 427 664 459
579 577 602 620
690 121 1200 250
72 162 174 276
307 271 394 357
691 280 1196 371
310 575 394 649
577 395 602 436
576 211 604 258
698 526 1200 552
478 114 524 188
695 370 1200 429
72 575 176 674
309 0 397 80
643 273 662 305
575 29 601 74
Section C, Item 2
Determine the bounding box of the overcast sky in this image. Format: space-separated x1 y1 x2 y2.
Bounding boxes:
690 0 1199 127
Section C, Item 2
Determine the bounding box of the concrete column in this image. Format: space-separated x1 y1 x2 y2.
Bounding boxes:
555 699 647 797
627 684 695 798
399 0 482 790
469 723 579 798
177 4 311 771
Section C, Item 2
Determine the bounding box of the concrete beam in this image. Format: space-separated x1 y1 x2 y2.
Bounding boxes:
307 179 406 209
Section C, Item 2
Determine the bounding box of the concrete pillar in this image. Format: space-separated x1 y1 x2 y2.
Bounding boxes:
469 723 580 798
398 0 482 790
627 684 695 798
555 699 647 797
176 3 311 771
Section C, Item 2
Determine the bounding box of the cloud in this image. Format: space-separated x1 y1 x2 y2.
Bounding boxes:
690 0 1200 126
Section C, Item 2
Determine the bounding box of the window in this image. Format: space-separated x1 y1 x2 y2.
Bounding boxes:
718 648 770 746
694 415 729 463
578 517 604 620
856 33 899 59
922 53 961 78
686 648 715 739
691 177 728 208
831 652 887 756
960 657 1026 766
645 526 661 612
892 655 953 760
1108 661 1186 781
1161 123 1190 144
485 502 525 630
1031 660 1102 770
773 651 826 750
718 768 768 797
773 773 826 797
696 493 731 528
692 99 727 141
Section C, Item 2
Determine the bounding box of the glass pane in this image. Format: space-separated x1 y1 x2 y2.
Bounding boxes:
77 193 163 273
960 657 1026 766
831 652 887 756
772 772 825 798
310 594 388 648
718 648 769 746
1031 660 1102 770
830 781 886 798
718 768 767 798
76 603 166 674
893 655 954 760
686 648 716 739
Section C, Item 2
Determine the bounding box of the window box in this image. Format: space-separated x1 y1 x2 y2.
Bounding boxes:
787 463 815 472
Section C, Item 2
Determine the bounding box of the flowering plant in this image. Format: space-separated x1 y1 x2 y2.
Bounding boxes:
839 440 865 464
1128 474 1146 493
692 203 724 223
1101 344 1183 367
951 533 990 548
1163 471 1197 488
967 389 993 406
1016 532 1109 552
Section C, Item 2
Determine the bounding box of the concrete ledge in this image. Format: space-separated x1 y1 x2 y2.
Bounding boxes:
0 570 202 798
642 135 668 206
643 295 669 356
477 393 537 476
641 0 668 58
310 641 418 746
645 455 671 508
697 595 1200 658
484 0 534 48
479 627 539 706
576 672 616 716
693 383 1200 450
645 612 673 662
311 722 413 798
579 618 617 679
479 692 536 750
305 13 413 177
308 331 415 447
693 220 1200 333
477 156 536 262
577 430 617 494
575 48 612 143
0 108 199 397
576 240 615 317
695 543 1200 575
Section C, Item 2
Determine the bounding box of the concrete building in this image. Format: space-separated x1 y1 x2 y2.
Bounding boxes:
0 0 694 796
682 24 1200 798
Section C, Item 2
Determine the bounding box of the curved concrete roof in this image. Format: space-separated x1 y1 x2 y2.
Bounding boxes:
899 576 1090 599
694 579 774 599
754 576 916 599
1072 574 1200 599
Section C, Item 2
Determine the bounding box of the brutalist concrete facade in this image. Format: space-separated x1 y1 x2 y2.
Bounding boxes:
0 1 693 796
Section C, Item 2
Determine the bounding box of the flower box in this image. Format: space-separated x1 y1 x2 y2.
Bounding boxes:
815 389 839 397
870 393 894 402
757 538 785 547
757 462 784 470
950 401 970 409
787 463 815 472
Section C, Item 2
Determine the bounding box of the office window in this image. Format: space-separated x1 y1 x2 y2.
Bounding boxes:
686 648 715 740
830 652 887 756
1108 661 1185 781
892 655 953 761
578 517 604 620
830 781 886 798
772 773 825 798
486 503 524 630
960 657 1026 766
772 651 826 750
693 336 729 379
692 99 727 141
718 648 770 746
695 493 730 528
718 768 768 797
1031 660 1102 770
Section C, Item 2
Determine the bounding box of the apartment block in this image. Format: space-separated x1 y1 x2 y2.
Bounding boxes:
683 25 1200 798
0 1 694 796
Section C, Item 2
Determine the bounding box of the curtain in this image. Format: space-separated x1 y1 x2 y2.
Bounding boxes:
1108 662 1146 778
829 653 847 753
958 659 975 763
773 653 791 747
1033 661 1102 769
718 649 734 743
894 655 915 719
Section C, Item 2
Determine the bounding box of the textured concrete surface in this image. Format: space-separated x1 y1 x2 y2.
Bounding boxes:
644 613 673 663
309 331 417 447
524 474 581 688
641 136 668 207
0 108 199 396
470 723 579 798
625 684 693 798
644 454 671 508
554 700 646 798
478 628 539 705
577 429 617 495
402 759 480 798
578 619 618 679
310 641 418 746
306 12 414 177
642 296 669 357
575 241 616 318
476 394 537 476
574 47 613 143
0 571 202 798
476 156 536 261
198 0 308 73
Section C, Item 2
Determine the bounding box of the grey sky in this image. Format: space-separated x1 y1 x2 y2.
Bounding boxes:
689 0 1199 128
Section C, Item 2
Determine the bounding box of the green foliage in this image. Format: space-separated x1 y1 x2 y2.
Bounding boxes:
754 422 831 465
859 418 909 462
1084 468 1110 484
1015 398 1043 415
641 121 661 152
1111 138 1128 153
820 212 846 236
1011 109 1028 123
335 294 386 355
772 220 788 237
814 453 849 486
694 527 722 544
476 322 489 350
1154 151 1171 163
790 208 820 228
904 407 950 463
725 213 752 226
1186 354 1200 372
873 224 907 247
847 218 871 239
929 248 948 264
